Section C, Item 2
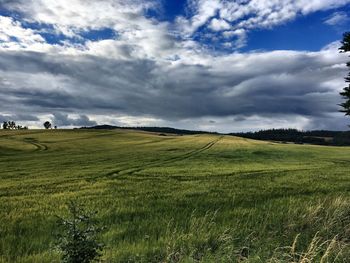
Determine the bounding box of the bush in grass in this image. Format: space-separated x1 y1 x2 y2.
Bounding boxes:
55 201 104 263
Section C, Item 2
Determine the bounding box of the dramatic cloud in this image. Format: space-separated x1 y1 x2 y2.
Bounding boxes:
0 0 178 59
52 113 97 127
0 113 39 122
0 0 349 131
0 48 347 130
1 0 158 35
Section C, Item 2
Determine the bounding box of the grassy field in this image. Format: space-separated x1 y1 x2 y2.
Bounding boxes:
1 129 350 262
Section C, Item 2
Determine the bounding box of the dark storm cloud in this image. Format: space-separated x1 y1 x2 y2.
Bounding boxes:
52 113 97 127
0 49 348 129
233 116 247 122
2 88 117 112
0 114 39 122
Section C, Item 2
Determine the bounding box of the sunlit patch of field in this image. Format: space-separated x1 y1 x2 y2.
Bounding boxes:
1 129 350 262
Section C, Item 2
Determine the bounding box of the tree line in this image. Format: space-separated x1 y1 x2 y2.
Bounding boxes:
2 121 56 130
81 124 218 135
231 128 350 146
2 121 28 130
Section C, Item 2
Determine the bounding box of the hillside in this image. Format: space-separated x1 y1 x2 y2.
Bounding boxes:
1 129 350 262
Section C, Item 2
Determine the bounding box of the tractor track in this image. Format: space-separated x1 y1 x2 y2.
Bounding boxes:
0 131 49 152
26 140 48 152
104 136 223 178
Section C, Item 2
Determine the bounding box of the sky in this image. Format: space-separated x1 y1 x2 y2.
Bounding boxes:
0 0 350 132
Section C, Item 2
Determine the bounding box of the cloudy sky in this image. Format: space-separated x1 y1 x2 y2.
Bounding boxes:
0 0 350 132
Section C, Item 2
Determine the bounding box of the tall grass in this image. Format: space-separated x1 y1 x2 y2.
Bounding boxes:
116 198 350 262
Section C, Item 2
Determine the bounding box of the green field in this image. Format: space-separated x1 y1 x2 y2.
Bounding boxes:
1 129 350 262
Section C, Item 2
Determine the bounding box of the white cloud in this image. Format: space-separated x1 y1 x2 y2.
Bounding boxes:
1 0 178 59
177 0 350 47
324 11 350 26
0 16 46 50
3 0 158 34
223 29 247 48
176 0 222 35
321 40 341 51
209 18 231 31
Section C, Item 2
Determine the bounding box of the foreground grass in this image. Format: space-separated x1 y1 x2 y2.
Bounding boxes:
0 129 350 262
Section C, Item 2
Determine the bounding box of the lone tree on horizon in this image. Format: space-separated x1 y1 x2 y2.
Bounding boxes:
43 121 52 129
339 32 350 117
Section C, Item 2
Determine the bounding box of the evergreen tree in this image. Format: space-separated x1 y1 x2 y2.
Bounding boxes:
339 32 350 116
56 202 104 263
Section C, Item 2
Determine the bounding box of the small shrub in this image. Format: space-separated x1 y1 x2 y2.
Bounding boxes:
55 201 104 263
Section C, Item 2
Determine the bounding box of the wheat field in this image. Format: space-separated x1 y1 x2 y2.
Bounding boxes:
1 129 350 262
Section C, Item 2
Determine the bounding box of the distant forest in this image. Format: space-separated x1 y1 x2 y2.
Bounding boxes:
81 125 219 135
231 129 350 146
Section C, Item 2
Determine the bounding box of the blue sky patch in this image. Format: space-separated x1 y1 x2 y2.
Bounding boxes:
242 8 350 52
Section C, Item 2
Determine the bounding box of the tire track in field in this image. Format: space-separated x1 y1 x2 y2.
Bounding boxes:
0 130 49 148
105 136 223 178
130 167 317 183
154 136 222 165
0 133 49 152
22 138 48 151
30 141 48 151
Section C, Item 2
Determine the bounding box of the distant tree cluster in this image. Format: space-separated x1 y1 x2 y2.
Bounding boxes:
2 120 58 130
2 121 28 130
340 32 350 117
